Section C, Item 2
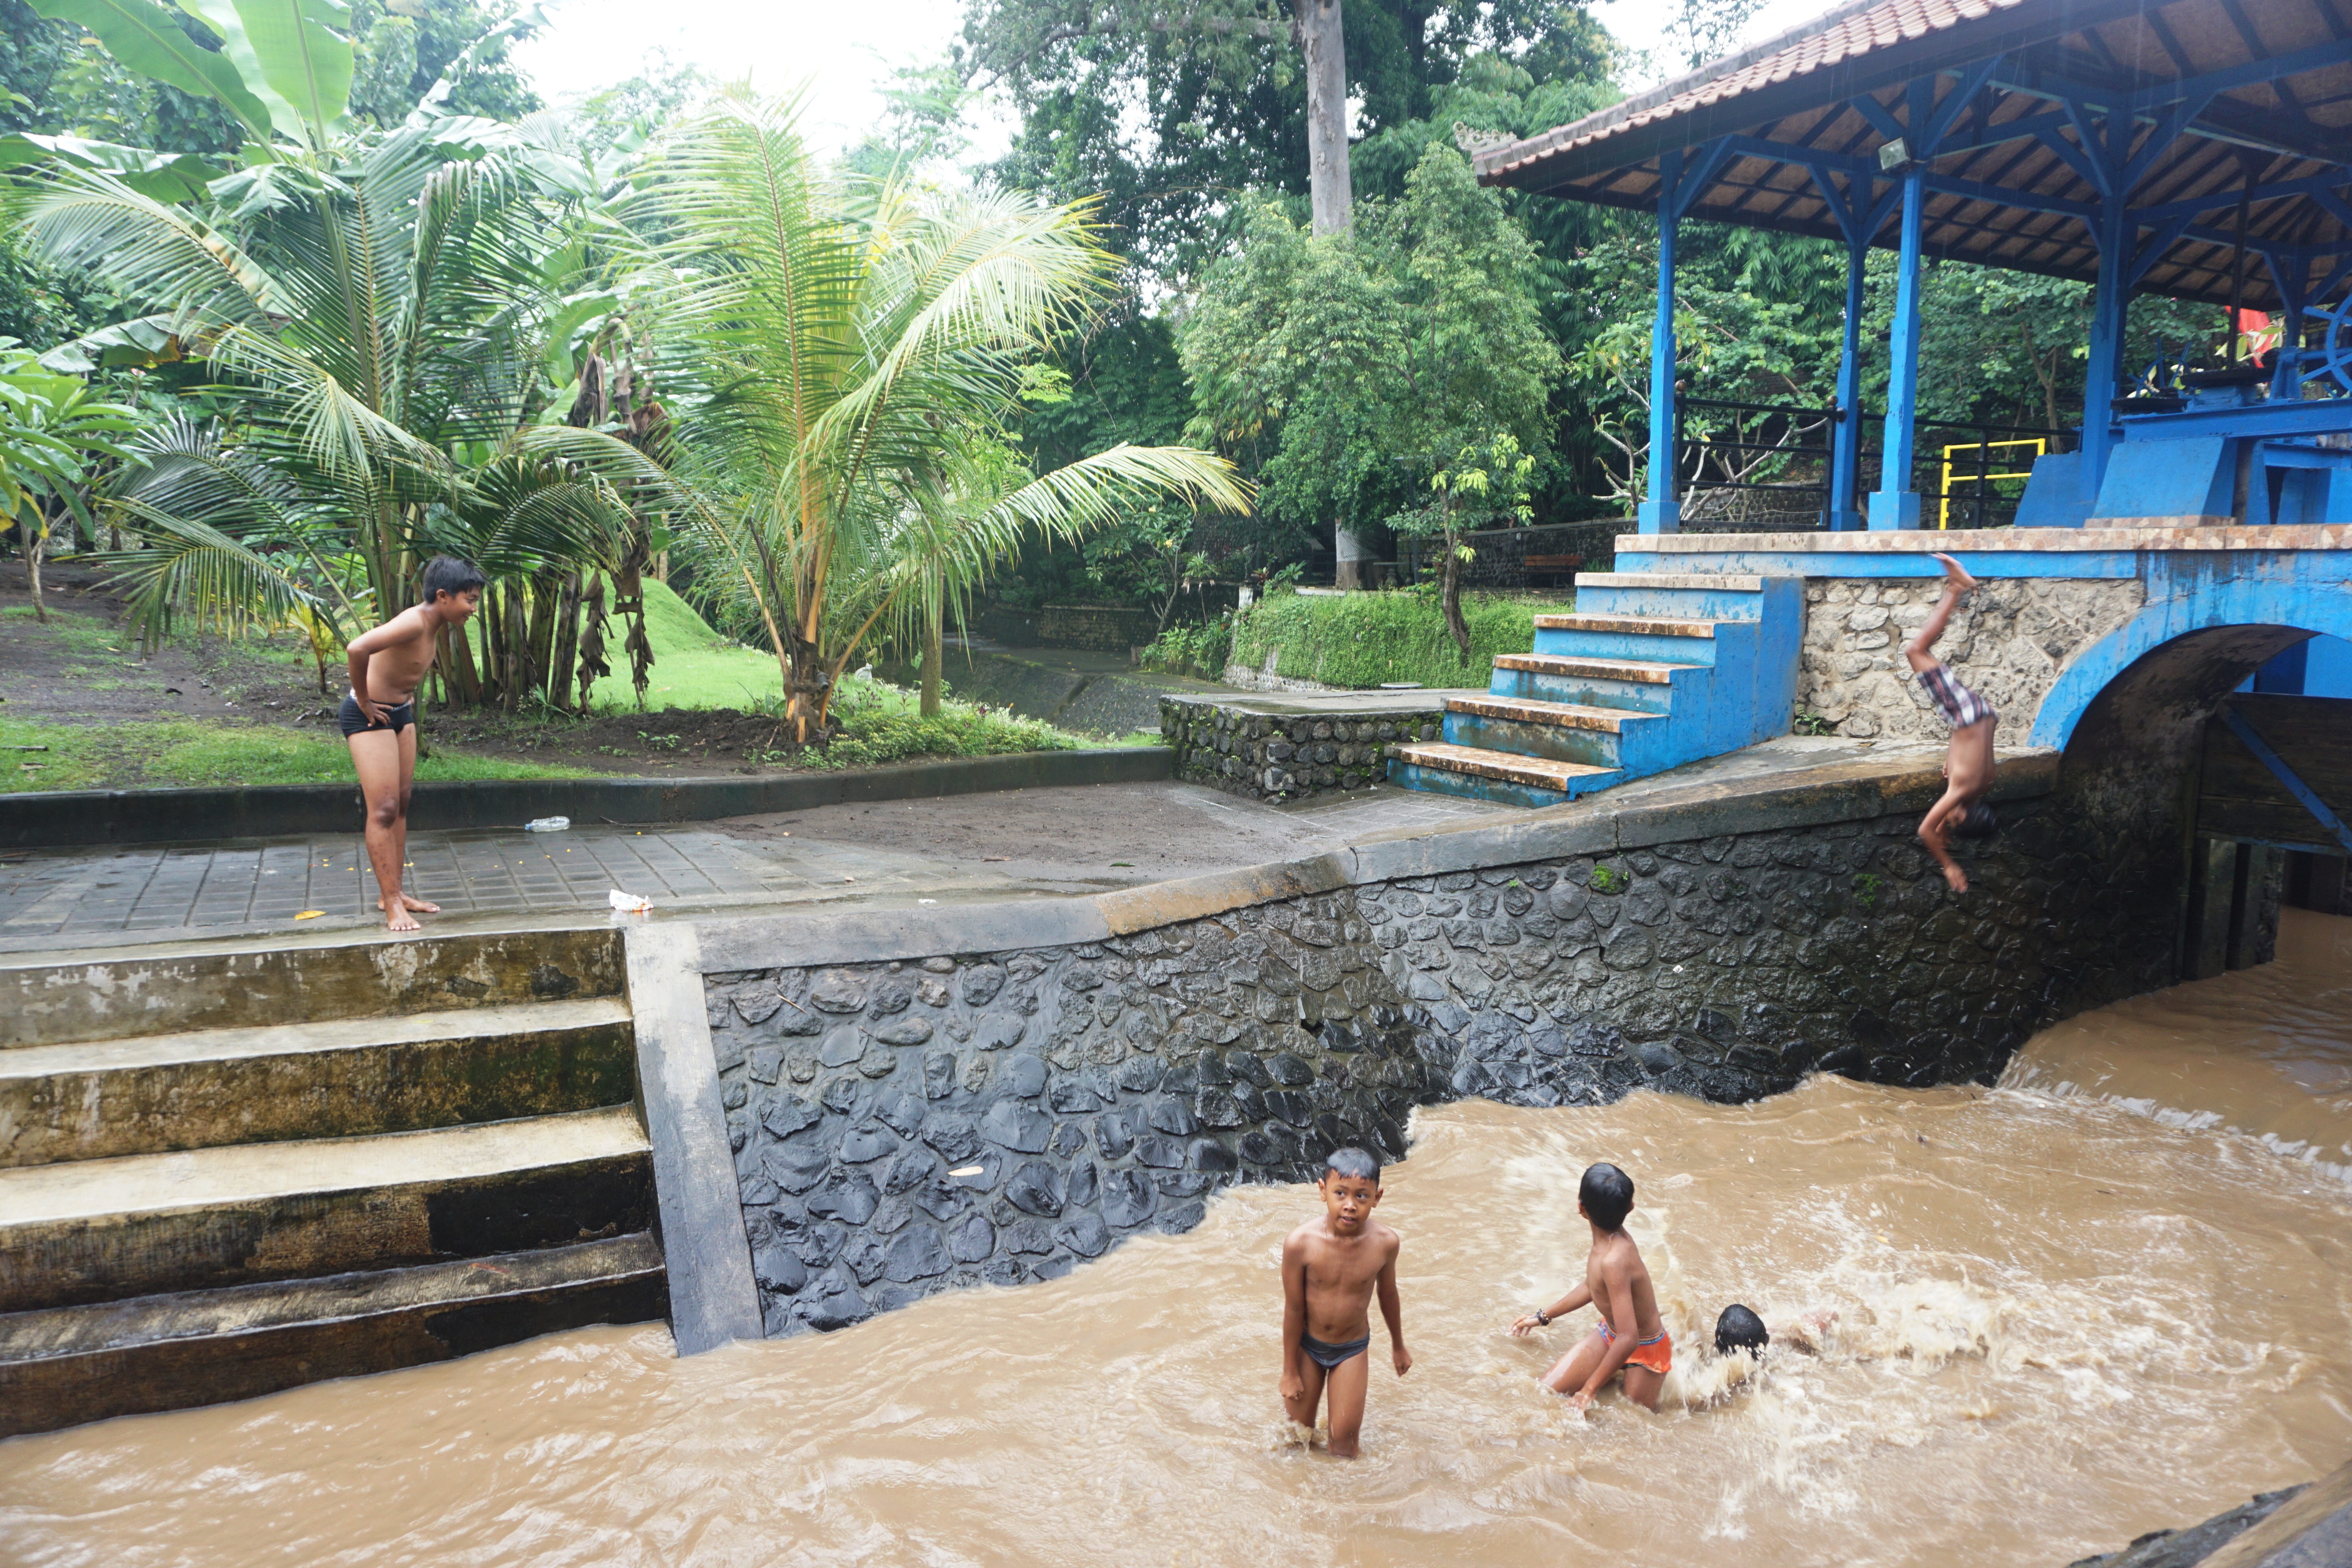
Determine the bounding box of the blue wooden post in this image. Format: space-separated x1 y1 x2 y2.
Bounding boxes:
1829 233 1868 530
1868 167 1926 530
1640 149 1682 534
2082 195 2128 502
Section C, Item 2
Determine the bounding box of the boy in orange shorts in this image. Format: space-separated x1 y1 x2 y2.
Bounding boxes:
1508 1162 1670 1411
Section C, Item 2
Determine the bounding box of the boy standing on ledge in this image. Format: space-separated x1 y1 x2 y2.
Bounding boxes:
1280 1147 1412 1457
1906 552 2002 894
342 556 483 932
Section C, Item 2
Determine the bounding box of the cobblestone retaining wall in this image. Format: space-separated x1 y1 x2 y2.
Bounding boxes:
1160 695 1440 801
1796 577 2145 740
704 784 2172 1338
1036 604 1163 652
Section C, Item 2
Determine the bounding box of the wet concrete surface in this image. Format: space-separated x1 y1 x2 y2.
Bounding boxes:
0 783 1506 953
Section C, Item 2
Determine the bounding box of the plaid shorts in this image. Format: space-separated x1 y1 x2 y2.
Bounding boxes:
1918 663 1996 730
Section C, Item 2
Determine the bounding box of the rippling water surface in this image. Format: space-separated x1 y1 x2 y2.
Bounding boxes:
5 914 2350 1568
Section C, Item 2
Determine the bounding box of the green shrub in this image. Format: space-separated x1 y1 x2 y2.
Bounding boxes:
1140 613 1234 678
1227 590 1554 688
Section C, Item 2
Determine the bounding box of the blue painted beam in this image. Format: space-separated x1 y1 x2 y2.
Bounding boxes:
2223 707 2352 855
1870 162 1927 531
2118 399 2352 439
2138 171 2352 228
1641 147 1682 535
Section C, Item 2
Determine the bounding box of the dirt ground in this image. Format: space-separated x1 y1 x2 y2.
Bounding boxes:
1 566 991 781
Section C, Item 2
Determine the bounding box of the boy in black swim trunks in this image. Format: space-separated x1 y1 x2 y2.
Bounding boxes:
341 556 483 931
1905 552 2000 895
1279 1147 1411 1457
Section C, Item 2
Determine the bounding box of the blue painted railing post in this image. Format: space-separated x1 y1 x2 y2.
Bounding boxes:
1640 149 1682 535
1868 165 1926 530
1829 233 1868 530
2083 193 2128 504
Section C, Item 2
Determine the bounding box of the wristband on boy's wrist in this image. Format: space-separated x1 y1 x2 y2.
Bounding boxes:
1535 1308 1550 1326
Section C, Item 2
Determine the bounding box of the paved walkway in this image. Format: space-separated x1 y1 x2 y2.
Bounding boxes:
0 782 1507 953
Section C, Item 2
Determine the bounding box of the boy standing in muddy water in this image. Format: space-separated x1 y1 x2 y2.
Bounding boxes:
1280 1147 1411 1457
1907 552 2001 894
342 557 483 932
1510 1162 1670 1412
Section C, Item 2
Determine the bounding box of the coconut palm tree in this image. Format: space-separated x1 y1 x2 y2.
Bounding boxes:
633 89 1250 739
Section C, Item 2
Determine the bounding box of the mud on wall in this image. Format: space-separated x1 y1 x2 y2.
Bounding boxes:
701 780 2179 1339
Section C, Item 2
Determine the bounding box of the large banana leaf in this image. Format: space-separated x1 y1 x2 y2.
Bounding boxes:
177 0 354 145
0 133 221 202
25 0 275 143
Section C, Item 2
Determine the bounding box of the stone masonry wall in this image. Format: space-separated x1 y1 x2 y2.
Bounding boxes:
1160 695 1440 802
704 791 2173 1338
1797 577 2144 740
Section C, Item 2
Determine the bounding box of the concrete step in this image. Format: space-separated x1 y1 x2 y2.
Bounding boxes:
1571 572 1770 621
1388 742 1620 806
1531 613 1733 666
1489 652 1699 715
4 926 626 1049
1441 696 1666 769
0 1105 654 1313
0 998 638 1169
0 1232 666 1439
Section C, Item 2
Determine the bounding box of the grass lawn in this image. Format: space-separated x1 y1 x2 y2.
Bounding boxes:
0 713 593 793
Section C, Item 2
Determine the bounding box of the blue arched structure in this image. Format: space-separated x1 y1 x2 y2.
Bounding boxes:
2033 551 2352 750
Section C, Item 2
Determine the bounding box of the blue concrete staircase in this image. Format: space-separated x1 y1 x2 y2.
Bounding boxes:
1388 572 1804 808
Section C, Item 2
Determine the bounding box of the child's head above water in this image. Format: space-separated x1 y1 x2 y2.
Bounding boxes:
1318 1147 1383 1232
1715 1304 1769 1357
1578 1161 1634 1231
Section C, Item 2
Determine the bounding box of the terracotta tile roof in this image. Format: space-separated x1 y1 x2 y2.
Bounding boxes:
1474 0 2025 182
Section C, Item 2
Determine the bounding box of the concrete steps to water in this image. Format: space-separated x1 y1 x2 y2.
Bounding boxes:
1390 571 1803 806
0 928 667 1437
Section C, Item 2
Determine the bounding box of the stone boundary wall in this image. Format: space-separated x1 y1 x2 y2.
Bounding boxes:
1036 604 1163 652
1795 578 2146 740
1160 695 1441 801
1404 520 1624 589
688 752 2176 1339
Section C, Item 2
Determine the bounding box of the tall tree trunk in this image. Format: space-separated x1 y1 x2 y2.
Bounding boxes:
548 571 583 713
25 517 48 623
523 574 559 708
502 586 527 715
1441 524 1471 661
920 585 944 717
1297 0 1364 591
1296 0 1351 237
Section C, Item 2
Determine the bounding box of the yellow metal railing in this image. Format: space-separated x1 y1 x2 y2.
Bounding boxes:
1938 437 2045 529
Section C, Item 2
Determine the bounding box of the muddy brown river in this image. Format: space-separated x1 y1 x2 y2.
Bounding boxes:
5 912 2350 1567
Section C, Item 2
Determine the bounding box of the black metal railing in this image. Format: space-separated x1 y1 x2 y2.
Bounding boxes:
1673 397 1836 528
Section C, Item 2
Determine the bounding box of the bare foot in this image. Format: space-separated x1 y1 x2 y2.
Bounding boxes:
398 893 440 913
381 898 422 932
1930 552 1979 595
1940 862 1969 894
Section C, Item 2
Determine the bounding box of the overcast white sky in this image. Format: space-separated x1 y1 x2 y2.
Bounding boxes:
512 0 1834 162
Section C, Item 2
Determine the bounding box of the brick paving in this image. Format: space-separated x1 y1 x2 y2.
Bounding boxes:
0 826 956 947
0 781 1514 953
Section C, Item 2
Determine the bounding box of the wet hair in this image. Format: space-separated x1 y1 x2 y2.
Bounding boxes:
1324 1147 1380 1185
1949 802 1998 840
420 555 485 603
1715 1304 1769 1357
1579 1162 1634 1231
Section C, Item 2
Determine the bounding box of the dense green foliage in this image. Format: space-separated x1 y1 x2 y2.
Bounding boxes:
1229 588 1545 688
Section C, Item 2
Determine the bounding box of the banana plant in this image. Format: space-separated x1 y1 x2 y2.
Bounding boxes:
0 345 140 621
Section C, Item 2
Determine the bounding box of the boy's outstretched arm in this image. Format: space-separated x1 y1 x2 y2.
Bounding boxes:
1377 1239 1410 1376
1510 1281 1592 1336
1278 1234 1308 1403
